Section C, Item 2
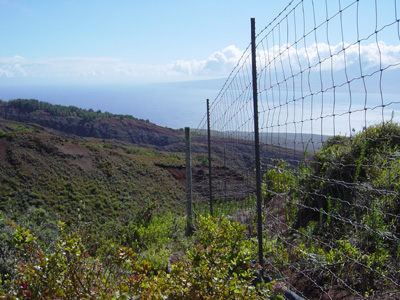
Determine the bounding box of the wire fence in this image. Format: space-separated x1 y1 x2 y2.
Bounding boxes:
193 0 400 298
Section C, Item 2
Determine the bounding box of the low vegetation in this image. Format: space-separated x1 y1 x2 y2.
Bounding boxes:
0 122 186 227
0 211 286 299
0 102 398 299
263 121 400 298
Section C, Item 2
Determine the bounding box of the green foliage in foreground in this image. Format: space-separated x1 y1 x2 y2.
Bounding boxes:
261 121 400 297
0 214 284 300
303 121 400 255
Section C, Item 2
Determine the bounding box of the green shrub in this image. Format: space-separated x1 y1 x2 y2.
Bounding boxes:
262 159 295 200
0 129 7 136
296 121 400 231
0 215 283 299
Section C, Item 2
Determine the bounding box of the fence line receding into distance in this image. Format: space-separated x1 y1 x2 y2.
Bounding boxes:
192 0 400 299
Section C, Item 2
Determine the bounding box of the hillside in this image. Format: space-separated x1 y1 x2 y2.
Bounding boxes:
0 99 306 158
0 118 188 226
0 99 182 147
0 101 398 299
0 119 301 225
0 99 303 225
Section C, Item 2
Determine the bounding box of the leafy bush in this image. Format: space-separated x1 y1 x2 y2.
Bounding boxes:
261 122 400 297
262 159 295 200
1 215 284 299
0 129 7 136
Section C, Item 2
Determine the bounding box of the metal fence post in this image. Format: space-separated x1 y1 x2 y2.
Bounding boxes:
251 17 264 267
207 99 213 216
185 127 193 235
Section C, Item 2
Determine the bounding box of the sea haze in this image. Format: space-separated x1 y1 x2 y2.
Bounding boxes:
0 74 398 136
0 81 223 129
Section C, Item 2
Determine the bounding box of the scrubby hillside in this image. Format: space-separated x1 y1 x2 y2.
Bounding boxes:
0 118 186 226
1 111 398 298
0 99 183 147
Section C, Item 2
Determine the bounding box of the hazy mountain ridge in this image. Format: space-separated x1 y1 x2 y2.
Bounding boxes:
0 99 183 147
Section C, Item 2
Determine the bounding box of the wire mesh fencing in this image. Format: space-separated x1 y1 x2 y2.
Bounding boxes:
193 0 400 298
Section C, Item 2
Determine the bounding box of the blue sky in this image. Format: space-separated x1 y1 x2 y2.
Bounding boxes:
0 0 291 84
0 0 282 61
0 0 399 130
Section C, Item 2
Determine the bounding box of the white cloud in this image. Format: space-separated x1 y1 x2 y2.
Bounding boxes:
0 46 244 84
258 41 400 74
167 45 243 77
0 56 151 82
0 42 399 85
